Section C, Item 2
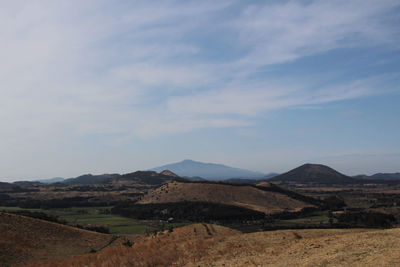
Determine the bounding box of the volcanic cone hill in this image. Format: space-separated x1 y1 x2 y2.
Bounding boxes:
0 212 115 267
136 181 317 214
269 163 355 184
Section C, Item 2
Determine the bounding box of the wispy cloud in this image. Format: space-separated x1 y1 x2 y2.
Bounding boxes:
234 0 400 67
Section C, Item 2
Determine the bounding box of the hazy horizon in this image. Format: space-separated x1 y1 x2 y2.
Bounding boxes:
1 1 399 181
3 157 400 182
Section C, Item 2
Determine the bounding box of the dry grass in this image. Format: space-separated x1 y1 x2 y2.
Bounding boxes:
23 222 400 267
27 223 239 267
193 228 400 267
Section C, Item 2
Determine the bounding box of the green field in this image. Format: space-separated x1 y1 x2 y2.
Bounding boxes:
280 211 338 225
0 206 190 234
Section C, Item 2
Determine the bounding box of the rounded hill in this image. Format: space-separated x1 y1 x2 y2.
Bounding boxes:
137 181 316 214
269 163 355 184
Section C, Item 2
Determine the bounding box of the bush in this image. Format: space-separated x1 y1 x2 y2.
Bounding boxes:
73 224 110 234
123 239 133 247
336 211 396 228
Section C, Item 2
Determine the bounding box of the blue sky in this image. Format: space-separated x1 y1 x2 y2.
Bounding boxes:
1 0 399 180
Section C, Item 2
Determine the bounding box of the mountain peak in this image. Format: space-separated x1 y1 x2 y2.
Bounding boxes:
181 159 196 163
151 160 266 180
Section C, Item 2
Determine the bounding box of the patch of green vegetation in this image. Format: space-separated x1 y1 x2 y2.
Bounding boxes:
0 206 42 212
0 206 178 235
279 211 339 225
281 214 330 224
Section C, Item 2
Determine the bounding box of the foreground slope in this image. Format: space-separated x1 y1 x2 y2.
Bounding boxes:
30 224 400 267
0 212 115 267
137 181 316 214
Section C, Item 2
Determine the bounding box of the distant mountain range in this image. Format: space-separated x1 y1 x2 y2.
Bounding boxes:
150 159 275 180
2 161 399 185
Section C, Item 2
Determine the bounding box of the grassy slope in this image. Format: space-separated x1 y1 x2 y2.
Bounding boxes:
25 223 400 267
196 228 400 266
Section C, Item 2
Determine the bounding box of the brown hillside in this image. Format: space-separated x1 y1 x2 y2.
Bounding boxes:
0 212 115 267
256 181 274 188
29 224 400 267
137 181 315 214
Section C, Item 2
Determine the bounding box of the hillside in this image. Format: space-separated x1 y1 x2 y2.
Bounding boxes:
28 224 400 267
64 174 120 185
137 181 316 214
151 159 266 180
269 163 355 184
0 182 18 192
0 212 115 267
111 171 186 186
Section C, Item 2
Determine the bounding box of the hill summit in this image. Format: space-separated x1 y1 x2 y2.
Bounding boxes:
269 163 354 184
160 170 180 178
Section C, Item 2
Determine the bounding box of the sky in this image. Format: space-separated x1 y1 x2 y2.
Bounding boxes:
1 0 400 181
